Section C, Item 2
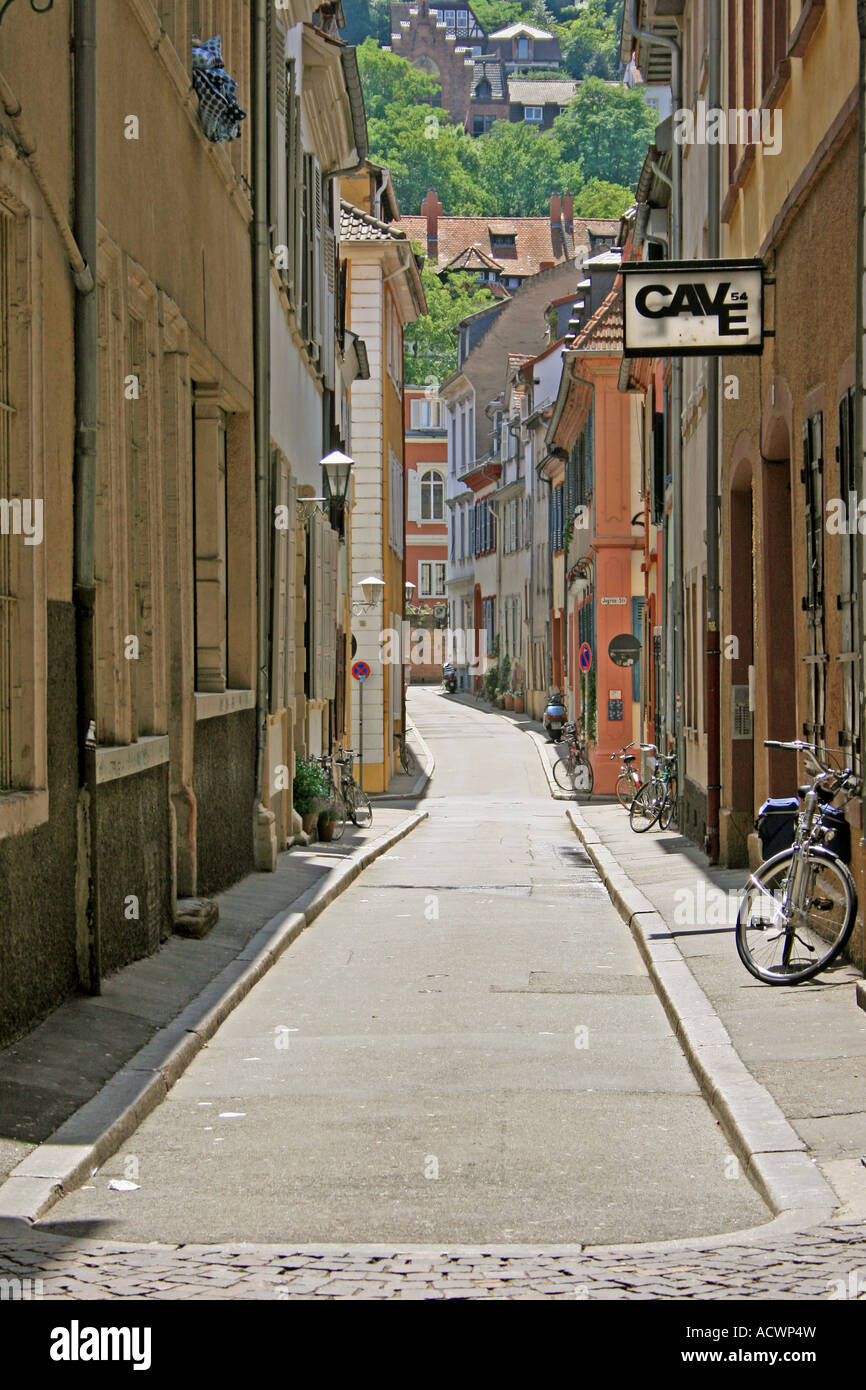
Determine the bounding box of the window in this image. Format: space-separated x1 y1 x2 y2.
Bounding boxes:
458 10 468 28
481 596 496 653
192 390 229 693
473 497 496 555
420 469 445 521
551 483 564 553
837 388 859 758
473 116 485 135
410 396 436 429
517 36 529 60
476 78 491 100
386 291 403 392
420 562 446 598
444 9 456 28
802 411 825 742
524 106 543 123
761 0 789 99
490 232 517 252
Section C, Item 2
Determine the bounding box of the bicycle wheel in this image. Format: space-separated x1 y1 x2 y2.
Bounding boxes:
629 779 663 833
658 783 677 830
615 772 638 809
571 757 593 795
552 756 574 791
401 742 417 776
347 781 373 828
735 847 856 984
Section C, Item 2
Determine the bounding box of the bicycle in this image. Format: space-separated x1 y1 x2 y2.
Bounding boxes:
396 729 417 777
313 752 347 841
629 750 678 832
336 745 373 829
552 722 594 796
735 740 859 984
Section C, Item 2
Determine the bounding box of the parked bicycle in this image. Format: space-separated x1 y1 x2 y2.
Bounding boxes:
735 740 859 984
629 749 678 832
612 742 661 809
313 752 347 841
552 722 594 796
336 745 373 828
396 729 417 776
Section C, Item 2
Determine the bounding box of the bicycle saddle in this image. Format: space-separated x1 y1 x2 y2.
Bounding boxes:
622 754 636 762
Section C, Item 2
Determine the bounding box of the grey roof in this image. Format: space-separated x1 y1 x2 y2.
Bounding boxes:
507 78 576 106
471 57 506 100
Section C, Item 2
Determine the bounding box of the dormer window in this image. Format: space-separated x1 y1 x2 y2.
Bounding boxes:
476 78 491 100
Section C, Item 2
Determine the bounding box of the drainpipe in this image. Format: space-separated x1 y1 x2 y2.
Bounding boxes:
705 0 721 862
73 0 100 993
567 361 596 734
535 453 555 691
857 2 866 838
252 0 275 869
627 0 683 803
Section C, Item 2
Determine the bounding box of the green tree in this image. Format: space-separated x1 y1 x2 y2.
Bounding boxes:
404 265 497 385
356 37 439 121
470 0 526 29
561 0 621 79
552 77 656 188
572 177 634 218
342 0 391 45
475 121 582 217
367 103 488 216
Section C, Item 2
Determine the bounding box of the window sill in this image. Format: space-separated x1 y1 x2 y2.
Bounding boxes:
94 736 170 785
0 788 49 840
195 689 256 722
761 58 791 113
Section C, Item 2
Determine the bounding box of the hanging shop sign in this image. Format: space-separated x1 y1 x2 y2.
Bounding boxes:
621 259 764 357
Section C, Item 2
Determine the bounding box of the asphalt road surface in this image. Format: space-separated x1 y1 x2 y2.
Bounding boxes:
40 688 767 1246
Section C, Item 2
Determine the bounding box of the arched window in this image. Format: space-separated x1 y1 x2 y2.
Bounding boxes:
421 468 445 521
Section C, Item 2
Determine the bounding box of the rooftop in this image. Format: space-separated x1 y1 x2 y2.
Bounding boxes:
507 78 577 106
490 21 554 40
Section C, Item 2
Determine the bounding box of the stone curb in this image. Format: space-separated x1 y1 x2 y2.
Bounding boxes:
0 810 428 1225
564 804 838 1227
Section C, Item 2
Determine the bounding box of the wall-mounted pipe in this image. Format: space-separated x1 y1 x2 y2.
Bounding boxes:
73 0 100 992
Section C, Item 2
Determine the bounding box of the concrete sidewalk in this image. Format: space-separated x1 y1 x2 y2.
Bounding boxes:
568 800 866 1221
0 806 425 1217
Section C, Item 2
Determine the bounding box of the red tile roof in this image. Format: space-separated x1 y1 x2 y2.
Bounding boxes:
397 214 619 280
570 287 623 354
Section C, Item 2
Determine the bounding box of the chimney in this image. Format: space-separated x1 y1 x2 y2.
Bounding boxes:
421 188 443 262
563 194 574 234
549 194 561 232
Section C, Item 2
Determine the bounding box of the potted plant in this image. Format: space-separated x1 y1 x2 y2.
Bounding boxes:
293 755 329 837
500 654 512 708
317 807 338 842
483 659 500 703
512 686 524 714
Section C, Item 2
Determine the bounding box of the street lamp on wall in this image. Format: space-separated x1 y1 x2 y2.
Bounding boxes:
321 449 354 537
351 575 385 617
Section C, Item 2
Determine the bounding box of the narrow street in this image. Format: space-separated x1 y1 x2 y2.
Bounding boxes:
36 691 763 1245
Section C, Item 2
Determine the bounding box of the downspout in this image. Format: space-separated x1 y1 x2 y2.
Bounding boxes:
568 361 597 733
73 0 100 993
252 0 275 869
535 453 554 691
857 1 866 841
705 0 721 861
627 0 683 799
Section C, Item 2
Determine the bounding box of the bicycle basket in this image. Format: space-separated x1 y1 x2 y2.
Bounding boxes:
819 806 851 863
755 797 799 858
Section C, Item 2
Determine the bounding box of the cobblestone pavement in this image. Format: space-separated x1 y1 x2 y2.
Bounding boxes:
1 1222 865 1299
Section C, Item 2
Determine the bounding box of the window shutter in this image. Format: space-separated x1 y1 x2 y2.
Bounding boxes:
270 453 289 713
407 469 421 523
312 158 324 361
284 470 297 705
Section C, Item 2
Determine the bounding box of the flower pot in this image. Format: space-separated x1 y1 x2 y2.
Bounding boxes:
301 811 318 836
512 694 524 713
504 692 514 709
318 814 337 842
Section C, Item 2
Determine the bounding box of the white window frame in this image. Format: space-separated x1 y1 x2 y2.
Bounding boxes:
420 468 445 522
524 106 543 123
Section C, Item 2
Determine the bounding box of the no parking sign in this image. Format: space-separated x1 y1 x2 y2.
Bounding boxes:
351 660 370 682
578 642 592 673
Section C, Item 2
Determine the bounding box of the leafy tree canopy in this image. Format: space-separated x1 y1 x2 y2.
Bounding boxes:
552 77 657 188
367 104 488 216
572 177 634 219
404 266 497 386
356 37 439 121
474 121 583 218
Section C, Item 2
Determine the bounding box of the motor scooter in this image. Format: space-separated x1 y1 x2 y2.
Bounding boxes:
543 692 567 741
443 663 457 694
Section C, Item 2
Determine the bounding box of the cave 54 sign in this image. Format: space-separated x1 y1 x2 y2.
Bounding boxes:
622 259 764 357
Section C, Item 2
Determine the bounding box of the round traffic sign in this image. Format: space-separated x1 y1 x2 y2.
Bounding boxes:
608 633 642 668
578 642 592 673
351 660 371 682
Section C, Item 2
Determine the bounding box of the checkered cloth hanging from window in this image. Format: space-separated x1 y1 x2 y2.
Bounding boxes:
191 34 246 143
